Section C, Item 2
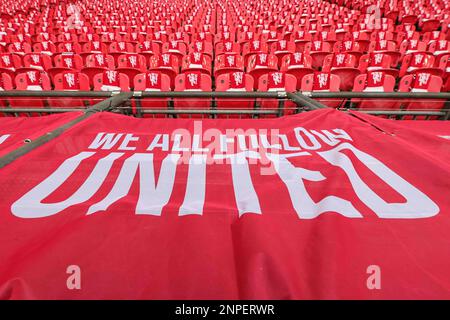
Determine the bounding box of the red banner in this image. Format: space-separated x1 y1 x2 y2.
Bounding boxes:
0 109 449 299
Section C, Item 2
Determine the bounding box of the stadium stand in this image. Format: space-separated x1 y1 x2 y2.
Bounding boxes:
0 0 448 118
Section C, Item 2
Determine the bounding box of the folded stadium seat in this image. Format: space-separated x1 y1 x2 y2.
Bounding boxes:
420 19 442 32
82 53 116 87
77 33 101 45
93 70 130 92
316 30 337 48
0 53 22 78
280 52 314 90
400 15 419 25
399 52 442 77
100 33 119 45
0 73 13 90
265 31 282 44
333 40 367 61
133 72 171 118
398 73 444 119
301 72 342 108
307 40 332 69
395 30 421 45
399 40 428 55
123 32 145 44
57 33 78 43
19 53 53 72
428 40 450 66
369 31 394 42
57 42 82 54
148 53 179 89
35 33 56 43
52 72 90 108
335 24 352 41
215 71 254 118
181 53 212 75
147 31 168 46
258 72 297 116
0 72 13 112
136 40 161 63
80 41 108 60
358 53 398 78
162 41 187 61
7 42 32 56
32 41 57 55
290 30 313 52
192 32 214 43
215 41 241 56
173 71 212 118
322 53 361 91
238 30 261 44
438 55 450 80
444 77 450 92
116 53 148 89
169 32 190 45
189 40 214 58
13 70 52 114
270 40 295 67
214 53 245 78
51 53 83 71
242 40 270 66
352 71 397 110
214 31 236 44
368 40 402 67
247 53 278 89
422 31 447 43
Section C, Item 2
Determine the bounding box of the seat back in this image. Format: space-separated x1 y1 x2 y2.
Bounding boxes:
133 72 171 117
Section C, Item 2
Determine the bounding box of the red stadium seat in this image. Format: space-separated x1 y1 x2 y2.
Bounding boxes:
353 72 397 110
0 73 13 90
181 53 212 75
242 40 270 65
0 53 22 78
93 71 130 91
358 53 398 77
399 52 442 77
308 40 332 69
162 41 188 61
280 52 314 90
258 72 297 116
270 40 296 65
322 53 360 90
301 72 341 108
148 53 180 89
369 40 401 67
13 70 52 113
398 73 445 118
247 53 278 89
215 41 241 56
52 72 90 108
33 41 57 55
174 72 212 118
215 71 254 118
21 53 53 71
214 53 245 77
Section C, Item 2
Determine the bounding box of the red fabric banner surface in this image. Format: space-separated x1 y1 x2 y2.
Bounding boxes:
0 109 449 299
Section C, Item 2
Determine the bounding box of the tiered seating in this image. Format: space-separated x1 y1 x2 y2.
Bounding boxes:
0 0 448 116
